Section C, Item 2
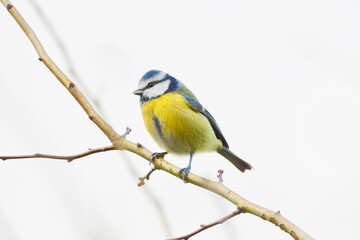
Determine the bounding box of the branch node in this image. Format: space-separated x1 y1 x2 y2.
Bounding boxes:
89 115 94 121
136 143 143 148
7 4 13 10
290 231 300 240
69 82 75 88
270 217 277 225
38 57 43 62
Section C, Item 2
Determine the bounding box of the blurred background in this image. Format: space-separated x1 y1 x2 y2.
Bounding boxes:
1 0 360 239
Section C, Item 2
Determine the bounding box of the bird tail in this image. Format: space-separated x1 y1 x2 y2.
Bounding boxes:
217 146 253 172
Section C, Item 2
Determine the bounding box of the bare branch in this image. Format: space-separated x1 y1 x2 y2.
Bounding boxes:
0 146 115 162
168 208 244 240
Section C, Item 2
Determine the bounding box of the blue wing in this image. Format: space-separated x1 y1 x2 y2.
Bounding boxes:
181 94 229 148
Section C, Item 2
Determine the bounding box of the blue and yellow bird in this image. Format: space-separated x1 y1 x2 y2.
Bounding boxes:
133 70 252 180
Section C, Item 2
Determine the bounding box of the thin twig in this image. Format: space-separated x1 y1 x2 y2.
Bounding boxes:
0 146 115 162
168 208 244 240
138 168 157 187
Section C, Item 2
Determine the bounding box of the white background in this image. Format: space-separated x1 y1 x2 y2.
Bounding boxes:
1 0 360 239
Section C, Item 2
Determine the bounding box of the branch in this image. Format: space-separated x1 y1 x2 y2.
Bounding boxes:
168 207 244 240
0 146 115 162
0 1 314 240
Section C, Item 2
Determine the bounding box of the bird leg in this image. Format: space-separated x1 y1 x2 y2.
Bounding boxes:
179 153 193 182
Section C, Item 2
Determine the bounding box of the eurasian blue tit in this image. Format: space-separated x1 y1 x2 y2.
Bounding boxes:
133 70 252 180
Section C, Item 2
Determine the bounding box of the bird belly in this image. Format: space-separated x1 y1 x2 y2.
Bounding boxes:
141 93 222 154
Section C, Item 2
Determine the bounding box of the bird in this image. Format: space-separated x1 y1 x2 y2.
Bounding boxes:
133 70 252 181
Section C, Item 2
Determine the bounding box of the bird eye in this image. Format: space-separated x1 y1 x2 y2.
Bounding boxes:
147 82 156 88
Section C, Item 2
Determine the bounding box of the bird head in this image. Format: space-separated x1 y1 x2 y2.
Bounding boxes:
133 70 180 104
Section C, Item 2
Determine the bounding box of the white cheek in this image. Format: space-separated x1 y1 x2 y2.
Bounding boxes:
144 80 171 98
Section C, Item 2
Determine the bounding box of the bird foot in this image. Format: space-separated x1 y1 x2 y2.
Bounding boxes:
149 152 167 165
179 165 191 182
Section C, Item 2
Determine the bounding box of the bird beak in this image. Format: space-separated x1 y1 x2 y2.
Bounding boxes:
133 89 143 96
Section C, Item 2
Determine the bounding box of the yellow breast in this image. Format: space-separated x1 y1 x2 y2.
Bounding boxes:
141 92 222 154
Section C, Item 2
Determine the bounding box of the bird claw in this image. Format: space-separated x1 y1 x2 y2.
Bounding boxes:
179 165 191 182
149 152 167 165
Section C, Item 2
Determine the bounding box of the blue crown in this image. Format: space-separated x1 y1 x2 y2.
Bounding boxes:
140 70 164 81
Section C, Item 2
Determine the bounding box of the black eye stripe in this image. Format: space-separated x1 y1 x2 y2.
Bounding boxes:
143 78 167 90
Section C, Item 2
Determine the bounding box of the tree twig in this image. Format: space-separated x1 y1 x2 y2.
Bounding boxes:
0 146 115 162
168 207 244 240
138 167 157 187
0 1 314 239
